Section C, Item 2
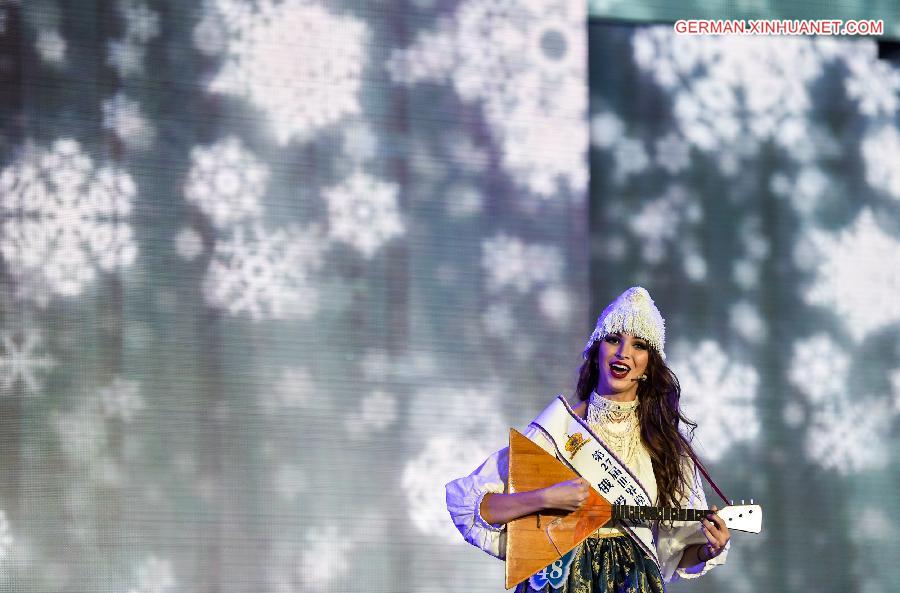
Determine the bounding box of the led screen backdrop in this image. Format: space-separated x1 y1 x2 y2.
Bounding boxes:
0 2 898 593
589 20 900 593
0 1 589 592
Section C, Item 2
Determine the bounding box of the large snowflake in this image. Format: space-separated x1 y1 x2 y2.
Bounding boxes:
389 0 587 198
805 398 890 475
481 233 563 294
787 333 849 402
106 1 160 78
98 376 144 422
804 208 900 341
267 526 355 591
672 340 759 461
0 139 137 300
403 385 508 542
632 29 831 163
0 330 56 395
184 137 267 229
344 391 397 440
841 41 900 118
323 171 404 258
627 186 700 264
200 0 367 145
860 125 900 200
260 367 316 414
204 224 323 320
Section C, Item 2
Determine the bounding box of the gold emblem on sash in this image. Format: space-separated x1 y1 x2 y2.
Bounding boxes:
564 432 591 459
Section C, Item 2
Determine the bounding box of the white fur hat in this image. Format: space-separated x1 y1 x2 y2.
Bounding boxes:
583 287 666 359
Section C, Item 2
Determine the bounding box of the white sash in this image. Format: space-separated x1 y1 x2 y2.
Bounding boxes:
530 395 660 568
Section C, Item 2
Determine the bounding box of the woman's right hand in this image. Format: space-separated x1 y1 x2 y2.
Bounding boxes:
540 478 591 512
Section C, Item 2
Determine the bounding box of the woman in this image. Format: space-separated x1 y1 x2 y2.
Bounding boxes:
446 287 730 592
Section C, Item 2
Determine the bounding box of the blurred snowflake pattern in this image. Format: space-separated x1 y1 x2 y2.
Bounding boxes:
1 5 899 593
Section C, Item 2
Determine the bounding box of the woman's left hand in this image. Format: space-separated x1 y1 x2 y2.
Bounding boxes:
699 505 730 561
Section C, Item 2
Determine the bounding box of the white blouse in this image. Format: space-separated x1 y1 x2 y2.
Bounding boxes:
444 397 729 583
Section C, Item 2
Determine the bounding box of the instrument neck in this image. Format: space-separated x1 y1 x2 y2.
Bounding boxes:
612 504 709 522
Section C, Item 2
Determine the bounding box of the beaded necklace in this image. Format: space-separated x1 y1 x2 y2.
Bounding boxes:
586 391 641 467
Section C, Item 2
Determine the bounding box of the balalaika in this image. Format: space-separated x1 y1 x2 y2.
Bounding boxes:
505 428 763 589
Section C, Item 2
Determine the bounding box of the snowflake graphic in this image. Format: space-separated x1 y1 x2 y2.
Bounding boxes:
267 527 355 592
36 28 66 64
184 137 267 229
654 133 691 174
0 330 56 395
842 41 900 118
481 233 563 294
107 38 145 77
632 29 832 166
174 227 204 261
0 510 12 561
0 139 137 300
787 333 849 403
260 367 316 413
591 111 625 149
805 398 890 475
128 555 176 593
102 93 155 151
804 208 900 341
324 171 404 258
672 340 759 461
538 286 573 326
482 302 515 338
611 137 650 182
106 1 160 78
345 391 397 440
403 435 500 543
728 300 767 344
53 404 107 463
861 125 900 200
404 385 508 541
389 0 587 197
771 166 831 216
119 1 161 44
627 186 699 264
98 376 144 422
299 525 354 587
200 0 367 145
204 223 323 320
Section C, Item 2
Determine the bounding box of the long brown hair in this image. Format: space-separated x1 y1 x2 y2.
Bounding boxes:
575 340 698 511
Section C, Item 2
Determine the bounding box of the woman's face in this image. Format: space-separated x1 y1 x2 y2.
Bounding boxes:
595 332 650 399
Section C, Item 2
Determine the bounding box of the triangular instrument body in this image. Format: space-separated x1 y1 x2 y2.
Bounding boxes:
505 429 613 589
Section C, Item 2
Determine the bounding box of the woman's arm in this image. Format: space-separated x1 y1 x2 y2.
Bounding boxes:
480 478 591 524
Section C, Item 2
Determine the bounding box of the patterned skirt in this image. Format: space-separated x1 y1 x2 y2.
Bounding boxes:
515 534 665 593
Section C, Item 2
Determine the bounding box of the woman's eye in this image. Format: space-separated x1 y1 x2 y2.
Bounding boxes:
634 342 648 350
604 335 619 344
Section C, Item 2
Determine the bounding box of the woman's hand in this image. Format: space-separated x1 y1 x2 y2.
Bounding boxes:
540 478 591 512
699 505 730 561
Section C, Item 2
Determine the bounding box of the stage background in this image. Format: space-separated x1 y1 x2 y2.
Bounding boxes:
589 18 900 593
0 2 897 593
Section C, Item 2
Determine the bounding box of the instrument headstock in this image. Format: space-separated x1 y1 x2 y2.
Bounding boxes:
717 504 763 534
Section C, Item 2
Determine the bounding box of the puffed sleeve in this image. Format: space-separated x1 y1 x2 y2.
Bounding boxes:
445 425 557 560
655 461 729 582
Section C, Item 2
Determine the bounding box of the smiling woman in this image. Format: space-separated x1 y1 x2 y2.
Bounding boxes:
446 287 731 593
